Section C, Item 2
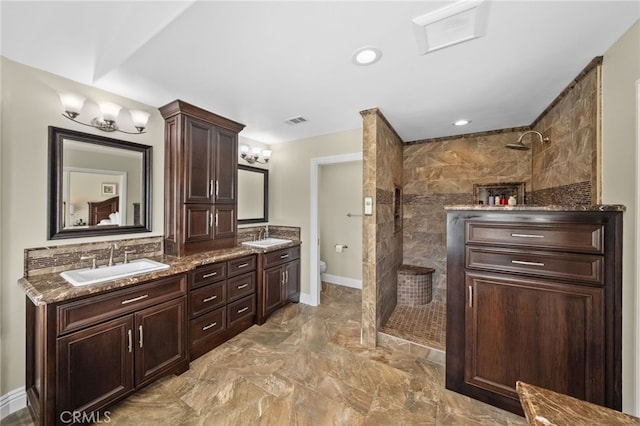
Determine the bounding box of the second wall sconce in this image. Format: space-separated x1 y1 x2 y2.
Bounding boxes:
59 93 150 135
239 144 272 164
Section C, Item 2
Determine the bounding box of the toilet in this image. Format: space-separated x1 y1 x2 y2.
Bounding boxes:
319 260 327 287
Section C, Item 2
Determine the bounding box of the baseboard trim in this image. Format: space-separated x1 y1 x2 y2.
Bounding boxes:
0 387 27 420
321 274 362 289
299 292 316 306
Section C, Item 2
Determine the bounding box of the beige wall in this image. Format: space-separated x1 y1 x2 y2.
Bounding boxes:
602 20 639 416
319 161 363 281
268 128 362 295
0 57 165 395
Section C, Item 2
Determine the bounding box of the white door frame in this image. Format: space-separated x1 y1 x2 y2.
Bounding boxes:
309 152 363 306
635 79 640 415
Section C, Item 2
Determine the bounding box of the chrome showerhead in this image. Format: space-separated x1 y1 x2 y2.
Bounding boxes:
506 130 550 150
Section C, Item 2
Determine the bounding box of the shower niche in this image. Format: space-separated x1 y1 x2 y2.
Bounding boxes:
473 182 525 205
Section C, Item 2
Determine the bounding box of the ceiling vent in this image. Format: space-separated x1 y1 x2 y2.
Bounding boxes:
412 0 490 55
285 116 308 125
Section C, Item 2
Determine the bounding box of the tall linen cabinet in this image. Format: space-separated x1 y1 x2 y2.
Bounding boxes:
160 100 245 257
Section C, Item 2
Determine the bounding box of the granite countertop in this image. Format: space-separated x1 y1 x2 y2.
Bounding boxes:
19 240 301 306
516 381 640 425
444 204 626 212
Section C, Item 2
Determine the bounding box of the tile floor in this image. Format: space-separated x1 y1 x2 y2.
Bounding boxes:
380 301 447 351
3 285 525 425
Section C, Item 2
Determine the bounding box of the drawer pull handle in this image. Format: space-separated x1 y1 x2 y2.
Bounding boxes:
280 254 290 259
511 233 544 238
237 262 249 268
237 283 249 289
139 325 143 348
203 295 218 302
127 329 132 353
511 260 545 267
202 322 217 331
202 272 218 278
121 294 149 305
237 307 249 314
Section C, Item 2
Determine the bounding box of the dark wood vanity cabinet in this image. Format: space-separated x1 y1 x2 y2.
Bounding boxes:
160 100 245 257
188 255 256 361
446 209 623 416
26 275 188 425
257 244 301 324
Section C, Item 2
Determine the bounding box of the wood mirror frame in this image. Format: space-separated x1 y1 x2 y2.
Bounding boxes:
237 164 269 224
47 126 152 239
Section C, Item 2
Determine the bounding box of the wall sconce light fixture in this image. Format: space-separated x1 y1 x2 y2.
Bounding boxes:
59 93 150 134
239 144 272 164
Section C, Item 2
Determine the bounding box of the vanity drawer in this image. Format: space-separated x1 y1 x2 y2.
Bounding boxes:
263 245 300 269
227 272 255 302
57 275 186 335
227 255 256 277
190 307 226 346
466 247 604 285
190 282 226 317
466 222 604 253
227 294 255 327
191 263 226 289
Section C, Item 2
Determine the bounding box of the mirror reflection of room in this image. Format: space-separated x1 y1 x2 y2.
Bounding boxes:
62 139 143 228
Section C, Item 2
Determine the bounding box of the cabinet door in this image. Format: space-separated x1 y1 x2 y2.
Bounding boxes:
213 204 236 240
135 298 186 387
284 259 300 303
464 272 605 405
263 266 284 316
184 204 213 242
214 128 237 204
57 316 134 416
184 117 214 204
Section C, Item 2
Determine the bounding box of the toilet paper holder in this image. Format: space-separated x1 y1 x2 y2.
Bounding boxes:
334 244 348 252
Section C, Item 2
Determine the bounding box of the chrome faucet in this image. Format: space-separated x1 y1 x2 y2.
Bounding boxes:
265 225 269 239
107 243 117 267
258 229 264 240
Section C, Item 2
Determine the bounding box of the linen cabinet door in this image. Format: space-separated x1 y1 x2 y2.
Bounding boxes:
134 298 187 387
184 204 214 243
57 316 134 420
464 272 605 405
184 116 215 204
213 128 237 204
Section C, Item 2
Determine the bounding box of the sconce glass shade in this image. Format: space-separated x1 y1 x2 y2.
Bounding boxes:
59 93 86 117
68 204 75 214
262 149 272 160
239 144 250 154
99 102 122 122
130 110 150 132
251 147 262 156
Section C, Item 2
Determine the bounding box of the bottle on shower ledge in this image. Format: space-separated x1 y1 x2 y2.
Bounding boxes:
488 192 495 206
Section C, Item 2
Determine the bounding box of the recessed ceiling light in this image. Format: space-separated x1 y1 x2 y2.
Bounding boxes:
453 119 471 126
352 46 382 65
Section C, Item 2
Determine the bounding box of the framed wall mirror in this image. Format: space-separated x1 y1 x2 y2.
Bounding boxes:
237 164 268 224
48 126 152 239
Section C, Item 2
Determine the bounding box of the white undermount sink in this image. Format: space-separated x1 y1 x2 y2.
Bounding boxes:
60 258 170 287
241 238 292 248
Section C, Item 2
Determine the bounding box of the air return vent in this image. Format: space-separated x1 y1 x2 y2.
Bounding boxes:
285 116 308 125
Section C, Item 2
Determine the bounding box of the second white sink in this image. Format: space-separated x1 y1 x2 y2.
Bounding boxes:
61 258 170 287
242 238 292 248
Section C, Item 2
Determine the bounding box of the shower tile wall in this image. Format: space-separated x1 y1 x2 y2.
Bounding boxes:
361 108 404 348
401 57 601 302
531 59 600 204
402 133 532 302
